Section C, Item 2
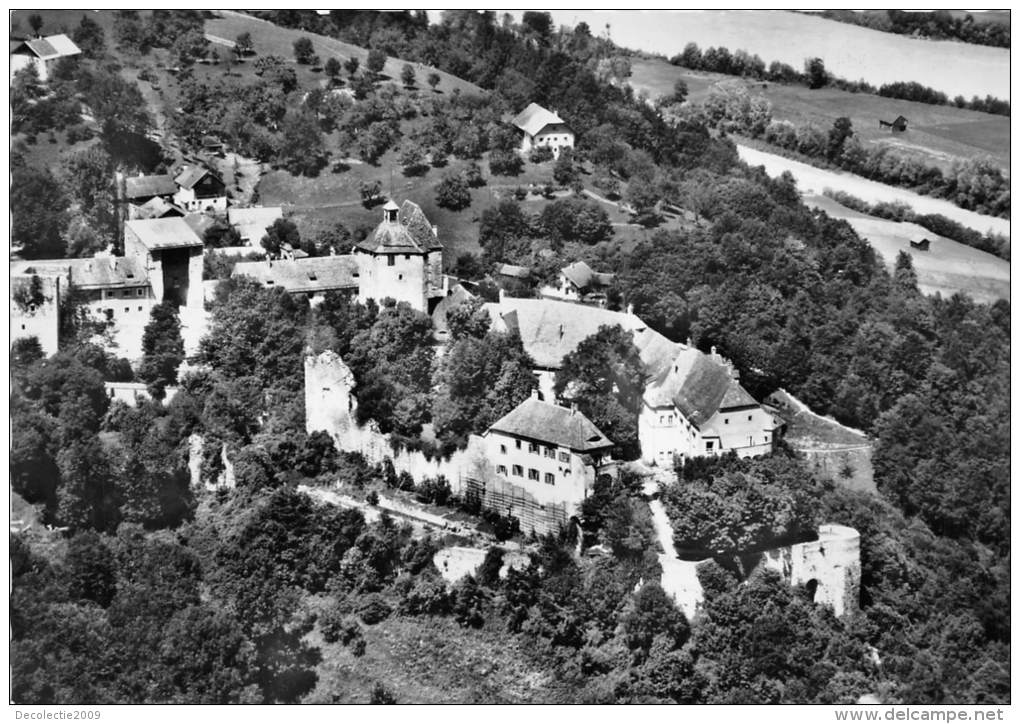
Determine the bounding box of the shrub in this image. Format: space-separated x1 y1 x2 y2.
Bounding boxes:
435 174 471 211
358 593 392 624
530 145 554 163
489 149 523 176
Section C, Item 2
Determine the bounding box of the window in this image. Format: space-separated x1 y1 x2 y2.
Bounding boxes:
659 415 665 424
527 468 539 481
21 324 25 330
405 254 411 260
512 465 523 477
387 255 395 267
528 442 539 454
668 415 674 424
122 290 130 297
724 418 729 424
124 307 129 313
544 473 555 485
748 415 753 421
706 441 714 451
137 289 143 297
138 306 143 311
497 465 508 475
544 447 555 459
558 452 569 463
500 444 507 455
515 440 522 450
398 274 403 280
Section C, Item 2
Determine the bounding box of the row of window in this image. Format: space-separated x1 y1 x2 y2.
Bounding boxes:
103 306 147 320
497 465 556 485
104 288 146 299
657 413 756 426
499 441 570 462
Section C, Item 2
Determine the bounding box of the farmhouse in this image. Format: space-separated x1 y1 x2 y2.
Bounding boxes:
495 263 531 281
354 200 444 313
512 102 575 158
173 165 228 213
10 34 81 82
540 260 615 306
485 391 616 511
231 256 359 301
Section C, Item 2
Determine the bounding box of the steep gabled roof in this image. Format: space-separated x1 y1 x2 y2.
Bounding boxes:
356 200 441 254
561 260 614 290
512 102 568 137
135 196 185 219
644 347 758 426
174 165 220 190
125 174 177 201
18 34 81 60
488 395 613 452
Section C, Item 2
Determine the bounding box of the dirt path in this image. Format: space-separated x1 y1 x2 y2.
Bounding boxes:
737 145 1010 238
647 497 704 620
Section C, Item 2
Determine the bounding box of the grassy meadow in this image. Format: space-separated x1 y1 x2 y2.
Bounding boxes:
629 57 1010 172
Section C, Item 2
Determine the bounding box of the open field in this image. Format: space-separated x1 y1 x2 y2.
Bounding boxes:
535 10 1009 100
807 194 1010 305
737 145 1010 238
629 58 1010 172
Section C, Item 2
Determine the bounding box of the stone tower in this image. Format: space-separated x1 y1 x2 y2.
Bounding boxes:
354 200 443 313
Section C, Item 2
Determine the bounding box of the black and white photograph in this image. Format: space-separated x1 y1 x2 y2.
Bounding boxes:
8 7 1011 713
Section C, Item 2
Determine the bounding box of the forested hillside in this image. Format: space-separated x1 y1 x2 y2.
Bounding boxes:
10 10 1010 705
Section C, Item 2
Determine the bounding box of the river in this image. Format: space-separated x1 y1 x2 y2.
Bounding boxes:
736 145 1010 238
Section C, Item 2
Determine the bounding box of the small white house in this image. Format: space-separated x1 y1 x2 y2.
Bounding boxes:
512 102 575 158
10 34 81 82
540 260 615 305
173 166 228 213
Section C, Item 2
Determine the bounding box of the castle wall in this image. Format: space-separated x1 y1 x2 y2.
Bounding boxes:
304 350 573 535
758 524 861 617
11 274 61 356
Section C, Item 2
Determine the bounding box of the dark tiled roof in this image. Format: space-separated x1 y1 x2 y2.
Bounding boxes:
356 200 441 254
488 396 613 452
644 348 758 426
125 174 177 200
231 256 359 294
174 165 218 190
135 196 184 219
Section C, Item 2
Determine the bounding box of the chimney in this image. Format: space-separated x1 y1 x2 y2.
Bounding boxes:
530 388 539 400
498 287 505 302
686 336 692 348
570 401 577 415
626 302 634 315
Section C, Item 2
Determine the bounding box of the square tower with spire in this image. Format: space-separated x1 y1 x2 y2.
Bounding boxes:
354 200 444 312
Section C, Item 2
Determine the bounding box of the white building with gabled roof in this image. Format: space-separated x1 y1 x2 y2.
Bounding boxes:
485 390 615 511
11 34 81 82
512 102 575 158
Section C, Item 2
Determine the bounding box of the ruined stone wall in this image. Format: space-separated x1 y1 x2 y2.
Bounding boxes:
304 350 490 492
758 524 861 617
304 349 575 536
